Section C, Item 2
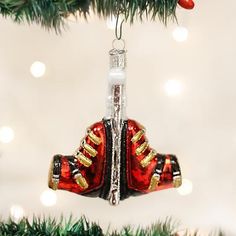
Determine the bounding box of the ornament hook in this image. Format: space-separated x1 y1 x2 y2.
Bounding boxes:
112 39 125 51
115 13 124 41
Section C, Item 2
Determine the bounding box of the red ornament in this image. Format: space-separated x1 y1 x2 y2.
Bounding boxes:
48 48 182 205
48 119 182 200
178 0 195 9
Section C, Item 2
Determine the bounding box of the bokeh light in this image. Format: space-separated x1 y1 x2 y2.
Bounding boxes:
40 189 57 207
177 179 193 196
106 15 116 30
0 126 15 143
10 205 25 221
30 61 46 78
164 79 184 97
172 26 188 42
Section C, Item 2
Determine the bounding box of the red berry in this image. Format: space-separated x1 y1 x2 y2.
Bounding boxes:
178 0 195 10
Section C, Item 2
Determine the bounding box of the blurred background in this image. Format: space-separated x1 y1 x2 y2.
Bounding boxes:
0 0 236 235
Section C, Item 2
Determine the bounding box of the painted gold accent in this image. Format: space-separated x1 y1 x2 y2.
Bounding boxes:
48 162 59 190
148 174 160 191
140 149 157 168
131 129 145 143
173 176 182 188
165 159 171 164
75 152 92 167
87 129 101 145
75 174 88 189
52 179 59 190
81 140 97 157
136 141 148 156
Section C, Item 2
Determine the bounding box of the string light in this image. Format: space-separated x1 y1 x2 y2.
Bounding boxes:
30 61 46 78
177 179 193 196
10 205 25 221
0 126 15 143
164 79 183 97
172 26 188 42
40 189 57 207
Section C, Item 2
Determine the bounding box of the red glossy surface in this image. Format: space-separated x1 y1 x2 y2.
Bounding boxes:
58 121 106 194
127 120 174 193
52 118 179 198
178 0 195 9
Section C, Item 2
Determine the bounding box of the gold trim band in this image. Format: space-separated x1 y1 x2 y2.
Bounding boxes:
52 179 59 190
131 129 145 143
75 174 88 189
75 152 92 167
81 140 97 157
173 176 182 188
136 141 148 156
148 174 160 191
140 149 157 168
87 129 101 145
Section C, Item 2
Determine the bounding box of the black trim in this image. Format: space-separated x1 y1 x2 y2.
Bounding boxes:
170 155 181 177
52 155 62 180
81 119 142 200
99 119 113 200
120 120 142 200
154 154 166 176
120 120 129 200
67 156 80 177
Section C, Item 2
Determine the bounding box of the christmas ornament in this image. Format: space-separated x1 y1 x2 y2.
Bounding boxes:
48 41 182 205
178 0 195 9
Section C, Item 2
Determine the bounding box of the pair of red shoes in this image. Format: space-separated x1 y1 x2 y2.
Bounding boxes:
48 119 182 201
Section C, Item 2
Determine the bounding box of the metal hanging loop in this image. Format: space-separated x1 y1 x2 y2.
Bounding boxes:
112 39 125 51
112 13 125 51
115 13 124 40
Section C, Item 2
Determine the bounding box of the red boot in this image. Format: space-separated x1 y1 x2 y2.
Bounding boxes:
48 119 182 201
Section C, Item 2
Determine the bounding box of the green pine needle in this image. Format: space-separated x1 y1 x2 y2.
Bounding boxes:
0 0 179 32
0 216 225 236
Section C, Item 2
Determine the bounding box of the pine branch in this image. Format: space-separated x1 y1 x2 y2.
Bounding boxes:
0 0 178 32
0 216 225 236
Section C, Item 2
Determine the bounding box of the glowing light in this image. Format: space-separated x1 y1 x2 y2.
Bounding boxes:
40 189 57 207
177 179 193 196
0 126 15 143
106 15 123 30
172 26 188 42
164 79 183 97
106 15 117 30
30 61 46 78
10 205 24 221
